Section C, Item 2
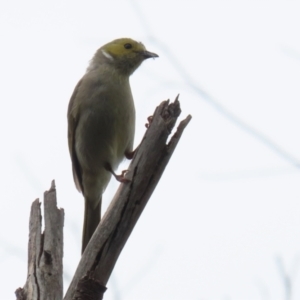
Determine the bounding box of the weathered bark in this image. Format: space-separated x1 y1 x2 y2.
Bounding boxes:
15 181 64 300
64 97 191 300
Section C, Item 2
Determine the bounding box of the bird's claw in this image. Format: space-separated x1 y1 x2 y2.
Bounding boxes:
145 115 153 128
114 170 130 183
105 163 131 183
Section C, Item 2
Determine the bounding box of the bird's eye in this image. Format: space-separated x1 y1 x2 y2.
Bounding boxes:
124 43 132 49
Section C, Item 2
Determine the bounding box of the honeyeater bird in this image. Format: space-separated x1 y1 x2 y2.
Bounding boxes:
67 38 158 254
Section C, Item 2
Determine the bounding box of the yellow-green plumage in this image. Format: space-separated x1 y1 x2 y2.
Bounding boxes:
67 38 158 254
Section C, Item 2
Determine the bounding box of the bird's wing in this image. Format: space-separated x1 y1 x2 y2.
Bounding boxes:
67 79 84 193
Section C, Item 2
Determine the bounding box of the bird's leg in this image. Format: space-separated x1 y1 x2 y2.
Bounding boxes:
112 170 130 183
145 115 153 128
104 163 130 183
124 116 152 163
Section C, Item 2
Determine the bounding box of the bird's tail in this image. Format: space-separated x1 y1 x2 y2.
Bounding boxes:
82 197 101 254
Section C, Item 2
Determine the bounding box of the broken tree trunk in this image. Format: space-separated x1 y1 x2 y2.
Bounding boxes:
15 181 64 300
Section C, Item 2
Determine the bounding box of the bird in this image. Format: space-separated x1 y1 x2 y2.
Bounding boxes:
67 38 158 254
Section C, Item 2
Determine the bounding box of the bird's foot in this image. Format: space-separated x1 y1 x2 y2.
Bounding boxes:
113 170 130 183
145 115 153 128
105 163 131 183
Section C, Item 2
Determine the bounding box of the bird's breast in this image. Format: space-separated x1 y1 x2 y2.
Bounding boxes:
75 80 135 173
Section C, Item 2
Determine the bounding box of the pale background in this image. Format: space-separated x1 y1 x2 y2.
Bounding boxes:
1 1 300 299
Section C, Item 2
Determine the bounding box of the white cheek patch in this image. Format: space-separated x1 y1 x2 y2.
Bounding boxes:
101 49 114 61
86 60 97 72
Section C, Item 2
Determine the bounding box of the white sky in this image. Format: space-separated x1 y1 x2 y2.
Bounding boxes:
1 0 300 299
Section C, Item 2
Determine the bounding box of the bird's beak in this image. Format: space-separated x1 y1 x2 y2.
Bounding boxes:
142 50 159 59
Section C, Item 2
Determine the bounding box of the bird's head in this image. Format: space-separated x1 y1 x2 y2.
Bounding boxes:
92 38 158 75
